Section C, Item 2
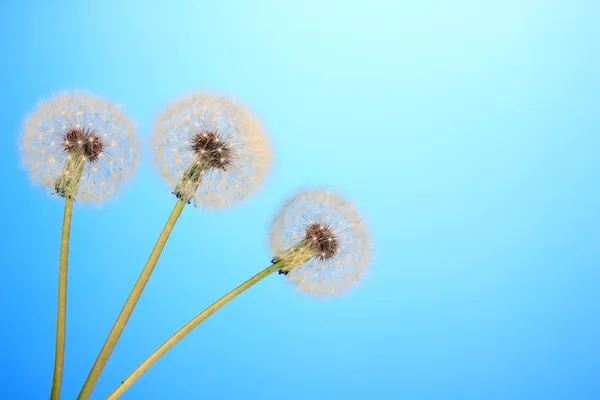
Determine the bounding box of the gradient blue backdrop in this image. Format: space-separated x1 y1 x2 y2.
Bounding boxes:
1 0 599 399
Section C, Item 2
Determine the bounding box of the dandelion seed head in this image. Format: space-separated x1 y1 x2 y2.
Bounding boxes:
270 188 372 297
18 90 139 204
153 91 273 208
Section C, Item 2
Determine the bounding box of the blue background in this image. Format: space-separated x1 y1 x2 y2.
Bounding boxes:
1 0 599 399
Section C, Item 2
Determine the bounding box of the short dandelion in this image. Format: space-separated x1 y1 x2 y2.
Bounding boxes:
78 90 273 399
105 188 372 399
269 188 371 296
19 90 139 400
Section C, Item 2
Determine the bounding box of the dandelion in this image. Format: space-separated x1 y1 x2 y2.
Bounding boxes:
18 90 139 400
105 188 372 399
153 90 273 207
20 91 139 204
270 188 372 297
78 91 273 399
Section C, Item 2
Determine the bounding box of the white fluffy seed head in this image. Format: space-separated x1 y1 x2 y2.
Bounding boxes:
270 188 372 297
152 91 273 208
18 90 140 204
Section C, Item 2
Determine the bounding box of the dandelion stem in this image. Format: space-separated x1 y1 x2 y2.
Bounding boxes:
77 199 187 400
50 196 74 400
106 261 282 399
173 160 204 202
54 152 86 197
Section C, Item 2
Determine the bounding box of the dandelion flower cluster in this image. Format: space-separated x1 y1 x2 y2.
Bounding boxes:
19 91 139 204
270 188 372 297
152 91 273 208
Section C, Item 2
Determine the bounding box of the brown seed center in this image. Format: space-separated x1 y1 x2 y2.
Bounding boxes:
190 131 232 170
62 128 104 163
304 222 339 261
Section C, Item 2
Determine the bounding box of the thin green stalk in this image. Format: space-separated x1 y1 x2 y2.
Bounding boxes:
54 153 86 198
78 199 187 400
106 262 281 399
173 160 204 201
50 196 74 400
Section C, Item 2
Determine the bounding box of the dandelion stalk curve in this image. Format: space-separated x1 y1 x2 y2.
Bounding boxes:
78 199 186 400
106 261 283 400
105 187 372 398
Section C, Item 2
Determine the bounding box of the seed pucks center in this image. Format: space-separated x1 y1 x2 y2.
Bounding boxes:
190 131 232 171
62 128 104 163
304 222 339 261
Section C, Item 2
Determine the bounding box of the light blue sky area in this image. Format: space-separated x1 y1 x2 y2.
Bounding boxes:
1 0 599 399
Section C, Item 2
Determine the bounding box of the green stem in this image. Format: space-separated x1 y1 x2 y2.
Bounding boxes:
54 152 86 198
77 199 187 400
50 197 74 400
173 160 204 202
106 262 282 399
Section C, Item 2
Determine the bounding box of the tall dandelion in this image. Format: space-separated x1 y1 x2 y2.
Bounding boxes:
78 91 273 399
19 90 139 400
106 188 372 399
